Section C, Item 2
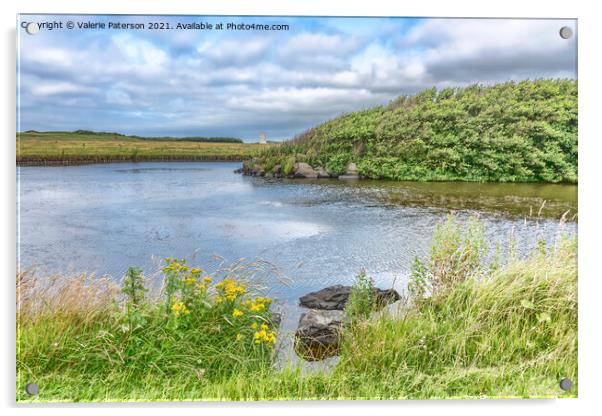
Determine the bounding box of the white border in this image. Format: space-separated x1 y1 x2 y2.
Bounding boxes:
2 1 601 415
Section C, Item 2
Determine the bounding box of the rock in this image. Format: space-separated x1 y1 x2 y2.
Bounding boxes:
346 162 359 175
295 309 344 360
376 288 402 306
270 312 282 328
300 284 351 310
338 174 360 180
272 164 281 174
293 162 318 178
264 172 274 178
317 166 330 178
299 284 400 310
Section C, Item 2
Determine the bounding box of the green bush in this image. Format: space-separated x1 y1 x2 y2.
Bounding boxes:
248 80 578 183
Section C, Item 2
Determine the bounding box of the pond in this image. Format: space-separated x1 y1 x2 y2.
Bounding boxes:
17 162 577 365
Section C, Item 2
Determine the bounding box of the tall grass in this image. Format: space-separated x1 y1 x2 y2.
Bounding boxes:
17 217 577 401
17 259 280 402
333 226 577 399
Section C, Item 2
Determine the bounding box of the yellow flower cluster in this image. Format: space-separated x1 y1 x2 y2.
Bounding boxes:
232 308 244 318
215 278 247 301
195 276 213 292
244 296 272 312
163 257 189 273
171 301 190 316
253 323 277 346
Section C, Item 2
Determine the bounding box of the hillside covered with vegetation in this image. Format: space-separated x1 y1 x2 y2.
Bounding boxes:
249 79 577 183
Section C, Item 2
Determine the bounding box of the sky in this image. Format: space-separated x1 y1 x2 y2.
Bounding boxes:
17 15 577 142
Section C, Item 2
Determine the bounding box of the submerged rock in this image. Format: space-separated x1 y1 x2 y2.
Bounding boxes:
295 309 344 360
299 284 400 310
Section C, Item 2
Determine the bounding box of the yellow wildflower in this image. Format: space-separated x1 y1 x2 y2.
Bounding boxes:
215 278 247 300
191 268 202 274
236 333 242 341
253 327 277 346
184 276 196 285
250 322 257 329
203 276 212 283
249 302 266 312
232 308 244 318
171 302 190 316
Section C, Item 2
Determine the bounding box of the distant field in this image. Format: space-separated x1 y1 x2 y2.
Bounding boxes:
16 131 273 165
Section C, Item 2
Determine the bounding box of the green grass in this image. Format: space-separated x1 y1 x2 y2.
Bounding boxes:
16 131 272 165
17 217 577 401
249 79 577 183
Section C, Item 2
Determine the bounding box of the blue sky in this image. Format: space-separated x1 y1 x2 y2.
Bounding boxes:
17 15 577 141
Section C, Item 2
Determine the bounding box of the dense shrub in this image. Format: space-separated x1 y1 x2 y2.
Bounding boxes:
251 80 577 183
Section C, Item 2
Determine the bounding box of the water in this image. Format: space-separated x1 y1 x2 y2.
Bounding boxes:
17 162 577 365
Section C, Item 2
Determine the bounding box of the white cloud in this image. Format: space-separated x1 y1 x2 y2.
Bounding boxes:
227 87 385 115
29 80 92 96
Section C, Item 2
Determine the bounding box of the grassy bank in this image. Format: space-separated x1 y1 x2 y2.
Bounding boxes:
17 217 577 401
248 79 577 183
16 131 270 165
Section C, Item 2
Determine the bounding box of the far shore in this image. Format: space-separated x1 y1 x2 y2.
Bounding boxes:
17 155 244 167
16 131 273 166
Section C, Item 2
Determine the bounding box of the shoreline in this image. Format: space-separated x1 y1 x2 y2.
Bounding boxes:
17 158 579 187
16 155 244 167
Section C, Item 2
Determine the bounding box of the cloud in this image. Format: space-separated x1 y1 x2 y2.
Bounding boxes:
402 19 576 84
197 37 270 66
17 16 577 140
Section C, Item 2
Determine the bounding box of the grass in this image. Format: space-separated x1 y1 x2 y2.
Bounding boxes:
16 131 272 165
16 217 577 401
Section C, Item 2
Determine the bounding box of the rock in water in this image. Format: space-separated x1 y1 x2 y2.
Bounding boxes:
299 284 351 310
299 284 400 310
375 288 402 306
295 309 344 360
293 162 318 178
317 166 330 178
